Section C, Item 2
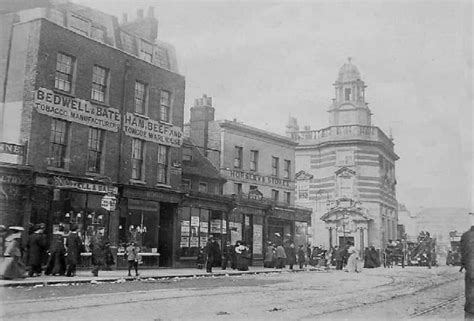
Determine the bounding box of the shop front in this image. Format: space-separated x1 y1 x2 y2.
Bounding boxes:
267 207 311 248
0 164 34 238
176 193 229 268
228 203 266 266
120 186 181 268
31 174 118 246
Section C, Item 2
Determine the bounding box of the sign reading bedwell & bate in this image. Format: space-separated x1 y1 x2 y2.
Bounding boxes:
123 113 183 147
34 88 121 132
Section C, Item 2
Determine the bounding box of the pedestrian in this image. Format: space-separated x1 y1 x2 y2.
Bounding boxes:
45 225 66 276
275 243 287 269
264 242 275 268
461 212 474 320
287 243 297 270
103 241 115 270
90 228 105 277
1 226 26 280
65 224 83 277
126 242 139 277
205 237 219 273
298 245 306 269
27 224 47 277
365 246 380 268
196 247 205 269
345 243 362 273
222 241 233 270
334 246 343 270
235 241 250 271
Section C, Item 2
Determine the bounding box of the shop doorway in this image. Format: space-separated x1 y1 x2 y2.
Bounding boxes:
158 203 175 267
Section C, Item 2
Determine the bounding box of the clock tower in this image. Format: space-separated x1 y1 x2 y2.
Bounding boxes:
328 58 372 126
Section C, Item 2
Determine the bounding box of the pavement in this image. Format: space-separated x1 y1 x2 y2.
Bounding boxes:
0 266 326 288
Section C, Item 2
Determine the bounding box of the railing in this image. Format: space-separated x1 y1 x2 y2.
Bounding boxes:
289 125 393 148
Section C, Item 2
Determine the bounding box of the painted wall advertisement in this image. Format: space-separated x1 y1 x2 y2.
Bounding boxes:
124 112 183 147
34 87 121 132
253 224 263 254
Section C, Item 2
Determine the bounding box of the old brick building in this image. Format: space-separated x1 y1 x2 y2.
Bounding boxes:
186 95 311 265
0 2 185 266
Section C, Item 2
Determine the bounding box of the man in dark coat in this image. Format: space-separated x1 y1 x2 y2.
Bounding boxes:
66 224 83 277
45 225 66 276
222 241 233 270
461 212 474 319
90 230 106 277
334 246 344 270
205 237 220 273
27 224 47 277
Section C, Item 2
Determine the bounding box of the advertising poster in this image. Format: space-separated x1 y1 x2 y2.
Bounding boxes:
253 224 263 254
200 237 208 247
191 216 200 226
180 237 189 248
200 222 208 233
181 221 190 235
295 222 307 235
222 220 227 234
190 237 199 247
210 219 221 233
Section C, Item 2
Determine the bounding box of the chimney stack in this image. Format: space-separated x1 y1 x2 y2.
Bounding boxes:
122 13 128 23
137 9 144 19
147 7 155 18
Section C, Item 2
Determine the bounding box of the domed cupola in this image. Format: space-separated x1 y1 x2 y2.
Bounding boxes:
329 58 372 126
337 59 361 83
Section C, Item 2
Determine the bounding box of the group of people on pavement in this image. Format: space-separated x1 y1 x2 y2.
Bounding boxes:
0 223 117 280
197 237 252 273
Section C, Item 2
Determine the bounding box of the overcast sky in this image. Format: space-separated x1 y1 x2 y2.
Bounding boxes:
77 0 473 213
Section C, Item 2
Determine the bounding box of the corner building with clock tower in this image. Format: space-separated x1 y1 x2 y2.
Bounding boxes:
288 59 399 253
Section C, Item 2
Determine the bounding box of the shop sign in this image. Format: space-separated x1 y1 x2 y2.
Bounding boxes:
0 142 25 156
52 176 118 194
248 188 263 201
123 112 183 147
224 169 292 188
101 195 117 211
0 174 31 185
34 88 121 132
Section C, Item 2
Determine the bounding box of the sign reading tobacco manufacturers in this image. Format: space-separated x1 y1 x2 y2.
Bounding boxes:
34 87 121 132
123 112 183 147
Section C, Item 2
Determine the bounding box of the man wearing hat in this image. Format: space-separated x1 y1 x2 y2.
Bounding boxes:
27 224 47 277
461 212 474 319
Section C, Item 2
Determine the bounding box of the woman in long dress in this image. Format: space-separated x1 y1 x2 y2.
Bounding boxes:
345 245 362 273
1 227 26 279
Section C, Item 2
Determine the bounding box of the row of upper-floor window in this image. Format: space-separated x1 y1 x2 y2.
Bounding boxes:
54 52 172 122
181 179 222 196
233 146 292 179
49 118 170 184
47 10 171 69
233 183 292 204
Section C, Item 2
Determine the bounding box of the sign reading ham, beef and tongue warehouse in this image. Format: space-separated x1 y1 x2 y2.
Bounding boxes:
34 87 121 132
124 112 183 147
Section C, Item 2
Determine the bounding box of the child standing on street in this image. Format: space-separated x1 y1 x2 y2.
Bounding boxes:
126 242 139 277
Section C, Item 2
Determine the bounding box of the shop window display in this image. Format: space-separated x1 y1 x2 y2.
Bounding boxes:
179 207 226 258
